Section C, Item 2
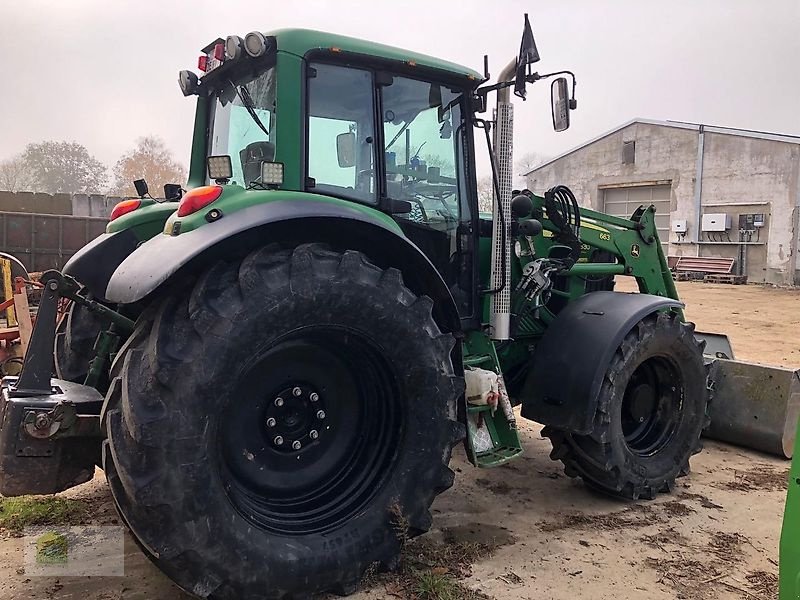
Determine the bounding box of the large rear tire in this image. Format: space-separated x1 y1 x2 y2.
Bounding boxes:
543 312 708 500
102 243 464 599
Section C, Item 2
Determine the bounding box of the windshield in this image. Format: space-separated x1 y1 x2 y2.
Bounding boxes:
209 65 276 187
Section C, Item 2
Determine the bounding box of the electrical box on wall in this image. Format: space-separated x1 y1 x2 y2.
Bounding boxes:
738 213 767 231
672 219 687 233
701 213 732 232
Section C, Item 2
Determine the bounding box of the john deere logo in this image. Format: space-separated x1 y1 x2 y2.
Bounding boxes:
631 244 640 258
36 531 68 565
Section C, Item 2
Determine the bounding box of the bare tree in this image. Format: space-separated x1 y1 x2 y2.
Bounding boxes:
111 136 186 197
23 141 108 194
477 175 494 214
515 151 549 178
0 154 36 192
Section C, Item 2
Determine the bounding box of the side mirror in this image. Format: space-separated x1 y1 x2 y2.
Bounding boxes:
336 132 356 168
551 77 571 132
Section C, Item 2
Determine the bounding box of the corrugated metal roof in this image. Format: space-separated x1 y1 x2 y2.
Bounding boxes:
525 118 800 175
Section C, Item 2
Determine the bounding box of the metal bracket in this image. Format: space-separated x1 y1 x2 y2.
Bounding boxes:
11 271 61 396
22 401 101 440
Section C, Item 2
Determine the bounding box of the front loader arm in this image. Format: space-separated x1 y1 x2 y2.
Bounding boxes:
526 195 679 301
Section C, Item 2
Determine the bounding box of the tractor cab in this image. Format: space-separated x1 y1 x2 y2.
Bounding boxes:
176 27 575 326
179 29 486 320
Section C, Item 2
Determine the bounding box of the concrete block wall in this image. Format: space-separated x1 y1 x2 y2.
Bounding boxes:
71 194 125 218
0 190 73 215
0 190 126 219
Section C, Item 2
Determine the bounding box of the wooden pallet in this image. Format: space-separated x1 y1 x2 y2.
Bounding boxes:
673 271 706 282
704 273 747 285
674 256 735 274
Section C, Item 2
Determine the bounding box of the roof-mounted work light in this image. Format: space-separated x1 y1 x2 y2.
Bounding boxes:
244 31 268 57
260 162 284 186
178 70 200 96
225 35 243 60
207 155 233 181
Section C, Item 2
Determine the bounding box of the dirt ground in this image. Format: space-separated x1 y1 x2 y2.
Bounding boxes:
0 281 798 600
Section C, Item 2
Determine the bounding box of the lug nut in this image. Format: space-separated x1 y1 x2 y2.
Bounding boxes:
266 417 276 427
309 392 319 402
274 397 284 407
309 430 319 440
292 387 302 397
292 440 302 450
273 435 284 446
316 410 326 420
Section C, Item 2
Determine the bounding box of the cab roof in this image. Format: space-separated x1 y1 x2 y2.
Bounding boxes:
269 28 483 83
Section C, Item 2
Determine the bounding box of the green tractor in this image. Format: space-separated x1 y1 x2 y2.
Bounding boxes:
1 17 710 599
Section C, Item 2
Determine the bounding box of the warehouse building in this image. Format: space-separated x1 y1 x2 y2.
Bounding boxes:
524 119 800 285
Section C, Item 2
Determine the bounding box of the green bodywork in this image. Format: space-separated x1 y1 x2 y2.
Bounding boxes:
781 417 800 598
106 200 181 240
85 27 680 470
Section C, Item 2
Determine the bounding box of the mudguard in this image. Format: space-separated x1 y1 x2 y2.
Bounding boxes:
62 229 140 302
780 415 800 598
105 199 462 334
519 291 683 434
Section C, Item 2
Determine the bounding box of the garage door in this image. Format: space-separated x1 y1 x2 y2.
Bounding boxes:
602 184 671 247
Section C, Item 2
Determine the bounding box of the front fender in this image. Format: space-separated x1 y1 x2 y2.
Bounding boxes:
520 291 683 434
105 200 462 335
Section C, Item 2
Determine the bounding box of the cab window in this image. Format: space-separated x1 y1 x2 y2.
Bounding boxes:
307 63 377 203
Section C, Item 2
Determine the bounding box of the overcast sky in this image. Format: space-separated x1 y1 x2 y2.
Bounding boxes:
2 0 798 179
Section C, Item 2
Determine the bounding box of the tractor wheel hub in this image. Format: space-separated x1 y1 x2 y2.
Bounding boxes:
265 384 326 452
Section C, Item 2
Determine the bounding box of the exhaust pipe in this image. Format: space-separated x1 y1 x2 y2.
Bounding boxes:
489 59 517 341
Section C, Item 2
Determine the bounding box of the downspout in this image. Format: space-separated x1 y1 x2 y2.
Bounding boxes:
692 124 705 256
489 59 517 341
794 148 800 284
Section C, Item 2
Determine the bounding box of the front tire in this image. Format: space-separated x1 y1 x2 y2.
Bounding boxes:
54 297 107 384
102 244 464 599
543 312 708 499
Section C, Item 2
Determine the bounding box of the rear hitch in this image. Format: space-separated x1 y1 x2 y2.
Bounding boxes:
0 377 103 496
0 269 116 496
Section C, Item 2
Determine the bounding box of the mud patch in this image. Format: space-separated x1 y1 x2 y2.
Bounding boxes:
706 531 747 562
677 491 724 510
440 523 516 549
360 523 516 599
642 529 767 600
746 570 778 597
716 465 789 492
640 527 689 550
660 500 695 517
539 498 698 533
475 478 514 496
539 503 654 532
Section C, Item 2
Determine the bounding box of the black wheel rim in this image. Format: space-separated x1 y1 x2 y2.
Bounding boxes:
218 326 403 535
620 356 683 456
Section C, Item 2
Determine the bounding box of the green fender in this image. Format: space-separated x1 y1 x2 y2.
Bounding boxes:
781 416 800 598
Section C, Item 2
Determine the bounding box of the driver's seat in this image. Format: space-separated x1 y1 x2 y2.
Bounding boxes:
240 141 276 186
